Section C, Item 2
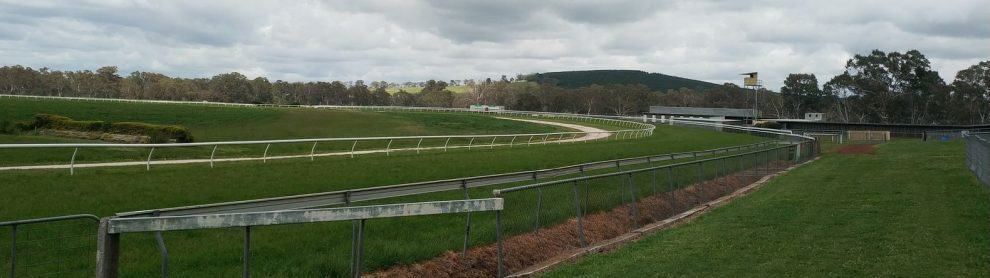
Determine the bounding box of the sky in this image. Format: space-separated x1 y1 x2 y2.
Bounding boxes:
0 0 987 90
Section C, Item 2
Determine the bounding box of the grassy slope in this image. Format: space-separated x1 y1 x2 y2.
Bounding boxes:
546 140 990 277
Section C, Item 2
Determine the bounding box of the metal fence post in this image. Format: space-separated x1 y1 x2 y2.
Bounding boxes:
350 219 366 278
96 218 119 278
509 136 516 147
534 188 543 232
210 145 218 168
350 140 358 158
461 182 472 257
626 173 639 227
143 147 155 171
696 161 705 203
70 147 79 175
443 137 450 152
572 181 587 247
468 137 475 150
310 142 318 161
490 137 498 149
8 224 15 278
385 139 393 156
243 226 251 278
262 144 271 163
495 210 505 278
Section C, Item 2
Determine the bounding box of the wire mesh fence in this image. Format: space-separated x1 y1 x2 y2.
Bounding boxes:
491 143 815 274
0 215 99 278
964 133 990 186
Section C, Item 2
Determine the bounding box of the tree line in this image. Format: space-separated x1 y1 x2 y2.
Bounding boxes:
1 49 987 124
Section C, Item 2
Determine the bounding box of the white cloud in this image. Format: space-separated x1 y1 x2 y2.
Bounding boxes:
0 0 987 89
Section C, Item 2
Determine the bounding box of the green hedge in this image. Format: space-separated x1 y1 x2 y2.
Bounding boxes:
19 114 194 143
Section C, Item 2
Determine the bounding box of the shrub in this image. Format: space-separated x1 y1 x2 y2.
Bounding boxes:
20 114 194 143
755 121 783 129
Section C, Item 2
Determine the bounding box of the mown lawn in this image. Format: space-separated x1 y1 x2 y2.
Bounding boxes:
545 140 990 277
0 125 767 277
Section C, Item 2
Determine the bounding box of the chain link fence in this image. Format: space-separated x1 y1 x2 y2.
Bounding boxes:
491 143 815 274
964 133 990 186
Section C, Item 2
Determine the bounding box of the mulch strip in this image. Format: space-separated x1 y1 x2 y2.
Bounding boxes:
368 161 794 277
835 144 876 154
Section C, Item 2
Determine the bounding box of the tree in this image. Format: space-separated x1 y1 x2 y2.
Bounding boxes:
780 73 823 118
826 50 946 123
951 60 990 124
208 72 252 103
513 92 541 111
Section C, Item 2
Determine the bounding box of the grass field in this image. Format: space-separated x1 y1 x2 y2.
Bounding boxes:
0 98 571 165
0 98 773 276
545 140 990 277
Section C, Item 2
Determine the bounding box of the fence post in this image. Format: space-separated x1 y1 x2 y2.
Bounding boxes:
310 142 318 161
461 181 472 257
495 210 505 278
8 224 15 278
509 136 516 147
96 218 120 278
385 139 393 156
696 161 705 203
468 137 475 150
350 219 366 278
572 181 587 247
262 144 271 163
243 226 251 278
490 137 498 149
667 166 677 215
534 188 543 232
210 145 218 168
350 140 358 158
70 147 79 175
626 173 639 227
444 137 450 152
145 147 155 171
416 138 423 154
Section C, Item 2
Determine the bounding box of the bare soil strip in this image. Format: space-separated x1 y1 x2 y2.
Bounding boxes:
369 161 802 277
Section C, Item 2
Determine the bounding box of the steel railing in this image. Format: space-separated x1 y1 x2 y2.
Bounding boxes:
0 214 100 278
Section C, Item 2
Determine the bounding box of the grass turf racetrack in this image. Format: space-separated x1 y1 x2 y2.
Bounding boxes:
545 140 990 277
0 97 769 276
0 97 569 166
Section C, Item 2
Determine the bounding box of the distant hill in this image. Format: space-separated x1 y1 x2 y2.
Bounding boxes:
526 70 717 91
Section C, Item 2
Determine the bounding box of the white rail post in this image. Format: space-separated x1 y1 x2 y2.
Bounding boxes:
263 144 271 163
443 137 451 152
70 147 78 175
528 135 534 145
210 145 218 168
509 136 517 147
468 137 475 150
416 138 423 154
310 142 318 161
542 134 549 144
146 147 155 171
489 137 497 149
385 139 393 156
556 134 564 144
350 140 358 158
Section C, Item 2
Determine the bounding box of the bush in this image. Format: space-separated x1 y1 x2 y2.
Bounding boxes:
20 114 194 143
755 121 783 129
0 119 15 134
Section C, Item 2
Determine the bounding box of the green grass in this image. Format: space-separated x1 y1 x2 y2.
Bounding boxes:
545 140 990 277
0 97 774 276
0 98 570 165
0 127 766 277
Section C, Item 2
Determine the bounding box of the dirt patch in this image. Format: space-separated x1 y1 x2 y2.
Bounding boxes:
835 144 876 155
368 161 794 277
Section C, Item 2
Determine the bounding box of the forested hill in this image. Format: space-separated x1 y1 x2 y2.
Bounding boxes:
525 70 717 91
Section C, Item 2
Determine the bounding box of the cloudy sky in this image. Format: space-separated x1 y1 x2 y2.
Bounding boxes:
1 0 987 89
